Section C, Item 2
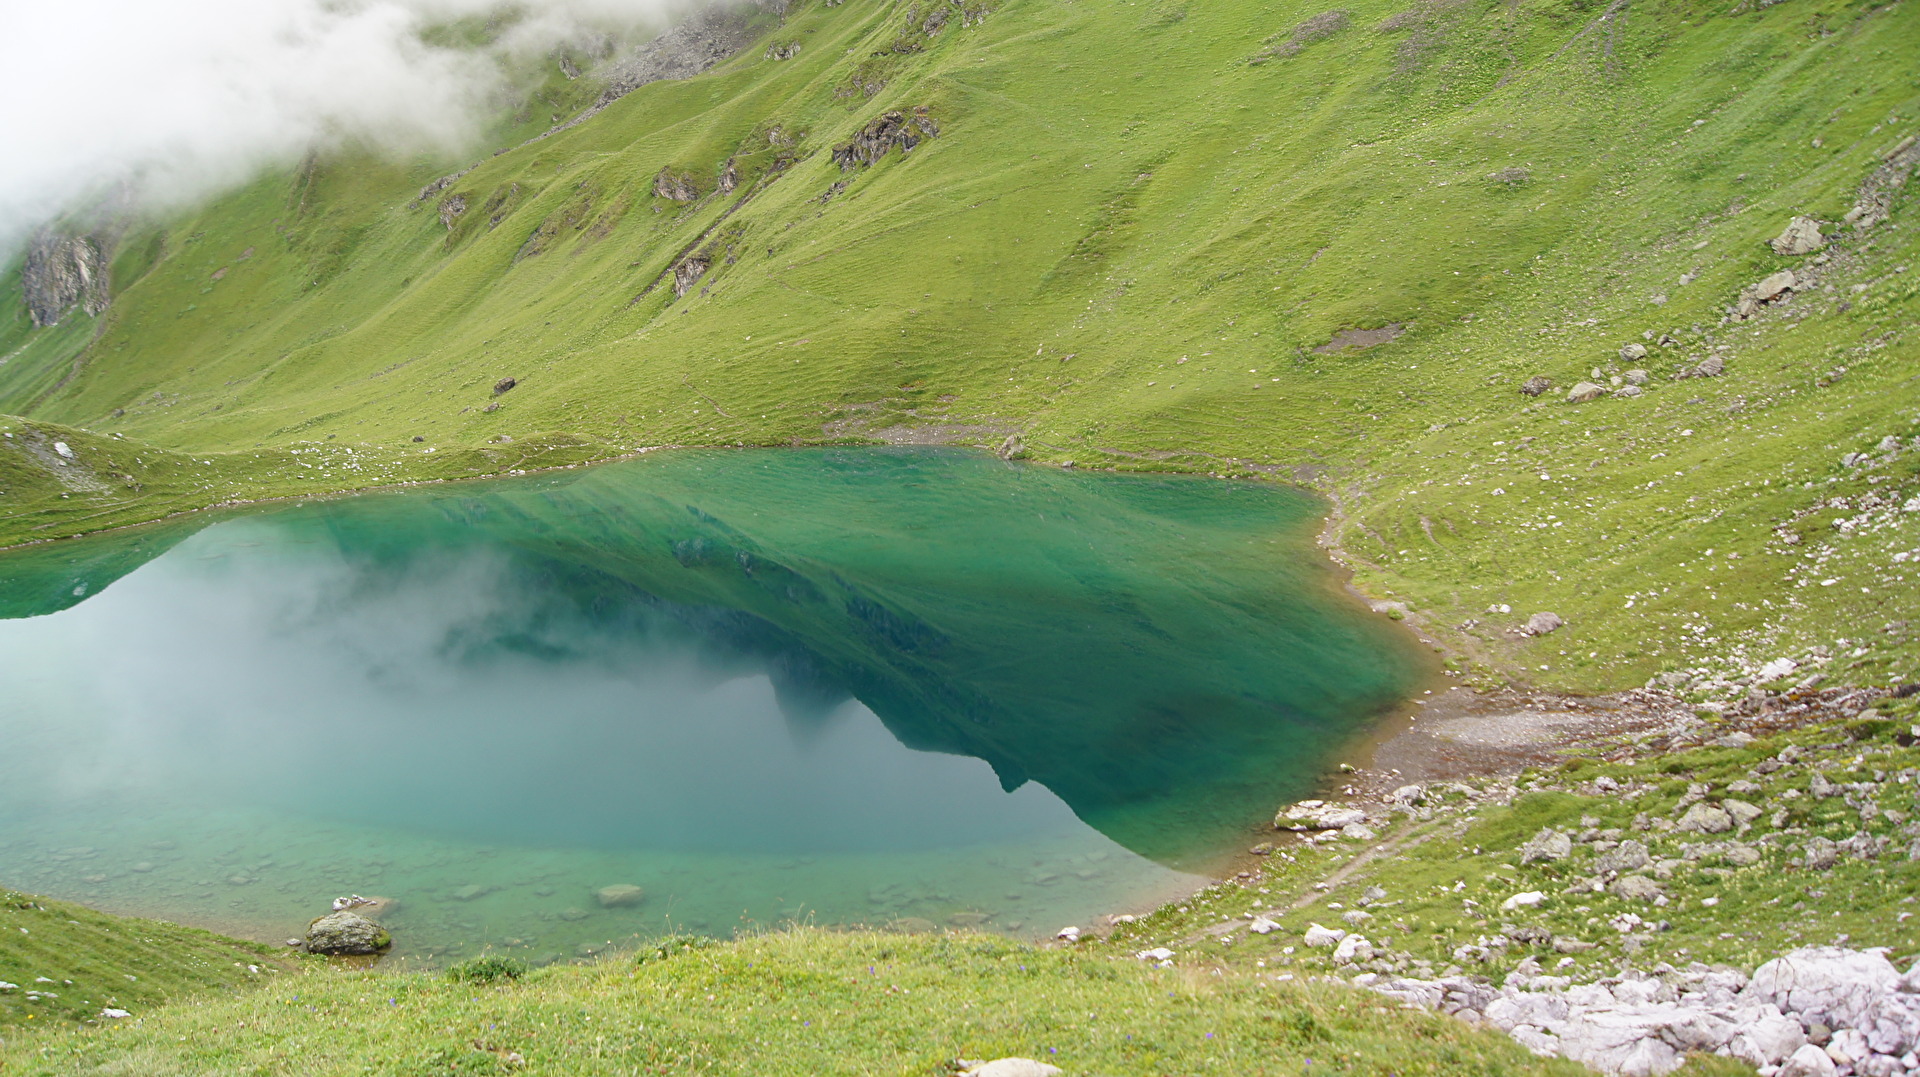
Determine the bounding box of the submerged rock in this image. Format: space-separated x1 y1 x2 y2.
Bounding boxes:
596 884 646 908
306 911 391 955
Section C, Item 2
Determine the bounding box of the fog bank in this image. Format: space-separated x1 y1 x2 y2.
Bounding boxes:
0 0 683 255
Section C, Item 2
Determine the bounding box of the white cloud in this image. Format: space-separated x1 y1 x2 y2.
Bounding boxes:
0 0 681 254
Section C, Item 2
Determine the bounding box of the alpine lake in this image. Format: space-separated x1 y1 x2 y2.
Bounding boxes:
0 448 1432 967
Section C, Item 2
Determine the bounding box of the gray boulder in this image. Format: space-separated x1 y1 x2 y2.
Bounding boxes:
1619 343 1649 362
1524 612 1565 636
1676 803 1733 834
1567 382 1607 403
1520 375 1553 397
1778 1043 1838 1077
1745 947 1899 1030
1609 875 1664 902
1723 799 1762 827
1802 837 1840 870
1770 216 1828 256
1694 354 1725 378
1520 827 1573 864
1278 800 1368 830
305 911 391 955
1596 840 1651 875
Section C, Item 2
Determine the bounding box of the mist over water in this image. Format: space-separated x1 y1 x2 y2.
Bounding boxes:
0 448 1428 963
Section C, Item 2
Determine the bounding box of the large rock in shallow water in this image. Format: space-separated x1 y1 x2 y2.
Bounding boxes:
306 911 391 955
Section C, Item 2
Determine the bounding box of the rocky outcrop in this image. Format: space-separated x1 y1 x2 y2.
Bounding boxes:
831 110 940 171
22 228 111 327
595 3 773 110
413 2 779 206
653 167 702 203
672 254 711 297
1365 947 1920 1077
1844 133 1919 232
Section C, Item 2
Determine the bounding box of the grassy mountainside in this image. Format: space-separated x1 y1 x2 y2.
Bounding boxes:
2 0 1917 693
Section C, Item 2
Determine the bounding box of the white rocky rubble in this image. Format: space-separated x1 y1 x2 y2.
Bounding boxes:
1364 947 1920 1077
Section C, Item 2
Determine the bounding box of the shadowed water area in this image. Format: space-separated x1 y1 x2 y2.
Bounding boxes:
0 448 1429 964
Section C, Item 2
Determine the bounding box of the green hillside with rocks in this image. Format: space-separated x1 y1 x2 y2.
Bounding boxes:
1 0 1916 696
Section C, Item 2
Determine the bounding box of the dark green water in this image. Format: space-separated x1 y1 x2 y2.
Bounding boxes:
0 448 1427 964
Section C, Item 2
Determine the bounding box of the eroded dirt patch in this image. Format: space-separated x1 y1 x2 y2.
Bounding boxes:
1314 322 1406 353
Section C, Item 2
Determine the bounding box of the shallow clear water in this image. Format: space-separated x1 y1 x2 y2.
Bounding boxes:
0 448 1428 965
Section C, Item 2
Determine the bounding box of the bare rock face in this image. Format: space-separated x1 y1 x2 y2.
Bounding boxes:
672 255 711 297
438 194 467 230
22 228 111 327
305 911 391 955
653 167 702 203
831 110 940 171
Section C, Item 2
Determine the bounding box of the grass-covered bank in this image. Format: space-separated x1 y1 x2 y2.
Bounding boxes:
2 0 1917 694
0 889 290 1029
2 927 1596 1076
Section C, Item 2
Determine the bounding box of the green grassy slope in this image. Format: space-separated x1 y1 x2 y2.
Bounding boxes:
3 925 1595 1076
0 888 288 1030
2 0 1917 693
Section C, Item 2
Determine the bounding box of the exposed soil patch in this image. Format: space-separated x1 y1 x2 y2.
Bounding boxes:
1313 323 1405 353
820 403 1020 446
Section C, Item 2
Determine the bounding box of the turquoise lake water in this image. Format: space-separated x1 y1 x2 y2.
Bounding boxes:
0 448 1428 966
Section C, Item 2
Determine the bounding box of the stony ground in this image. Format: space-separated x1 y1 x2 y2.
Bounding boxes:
1074 678 1920 1075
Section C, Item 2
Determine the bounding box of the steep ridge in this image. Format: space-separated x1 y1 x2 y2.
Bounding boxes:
0 0 1916 693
